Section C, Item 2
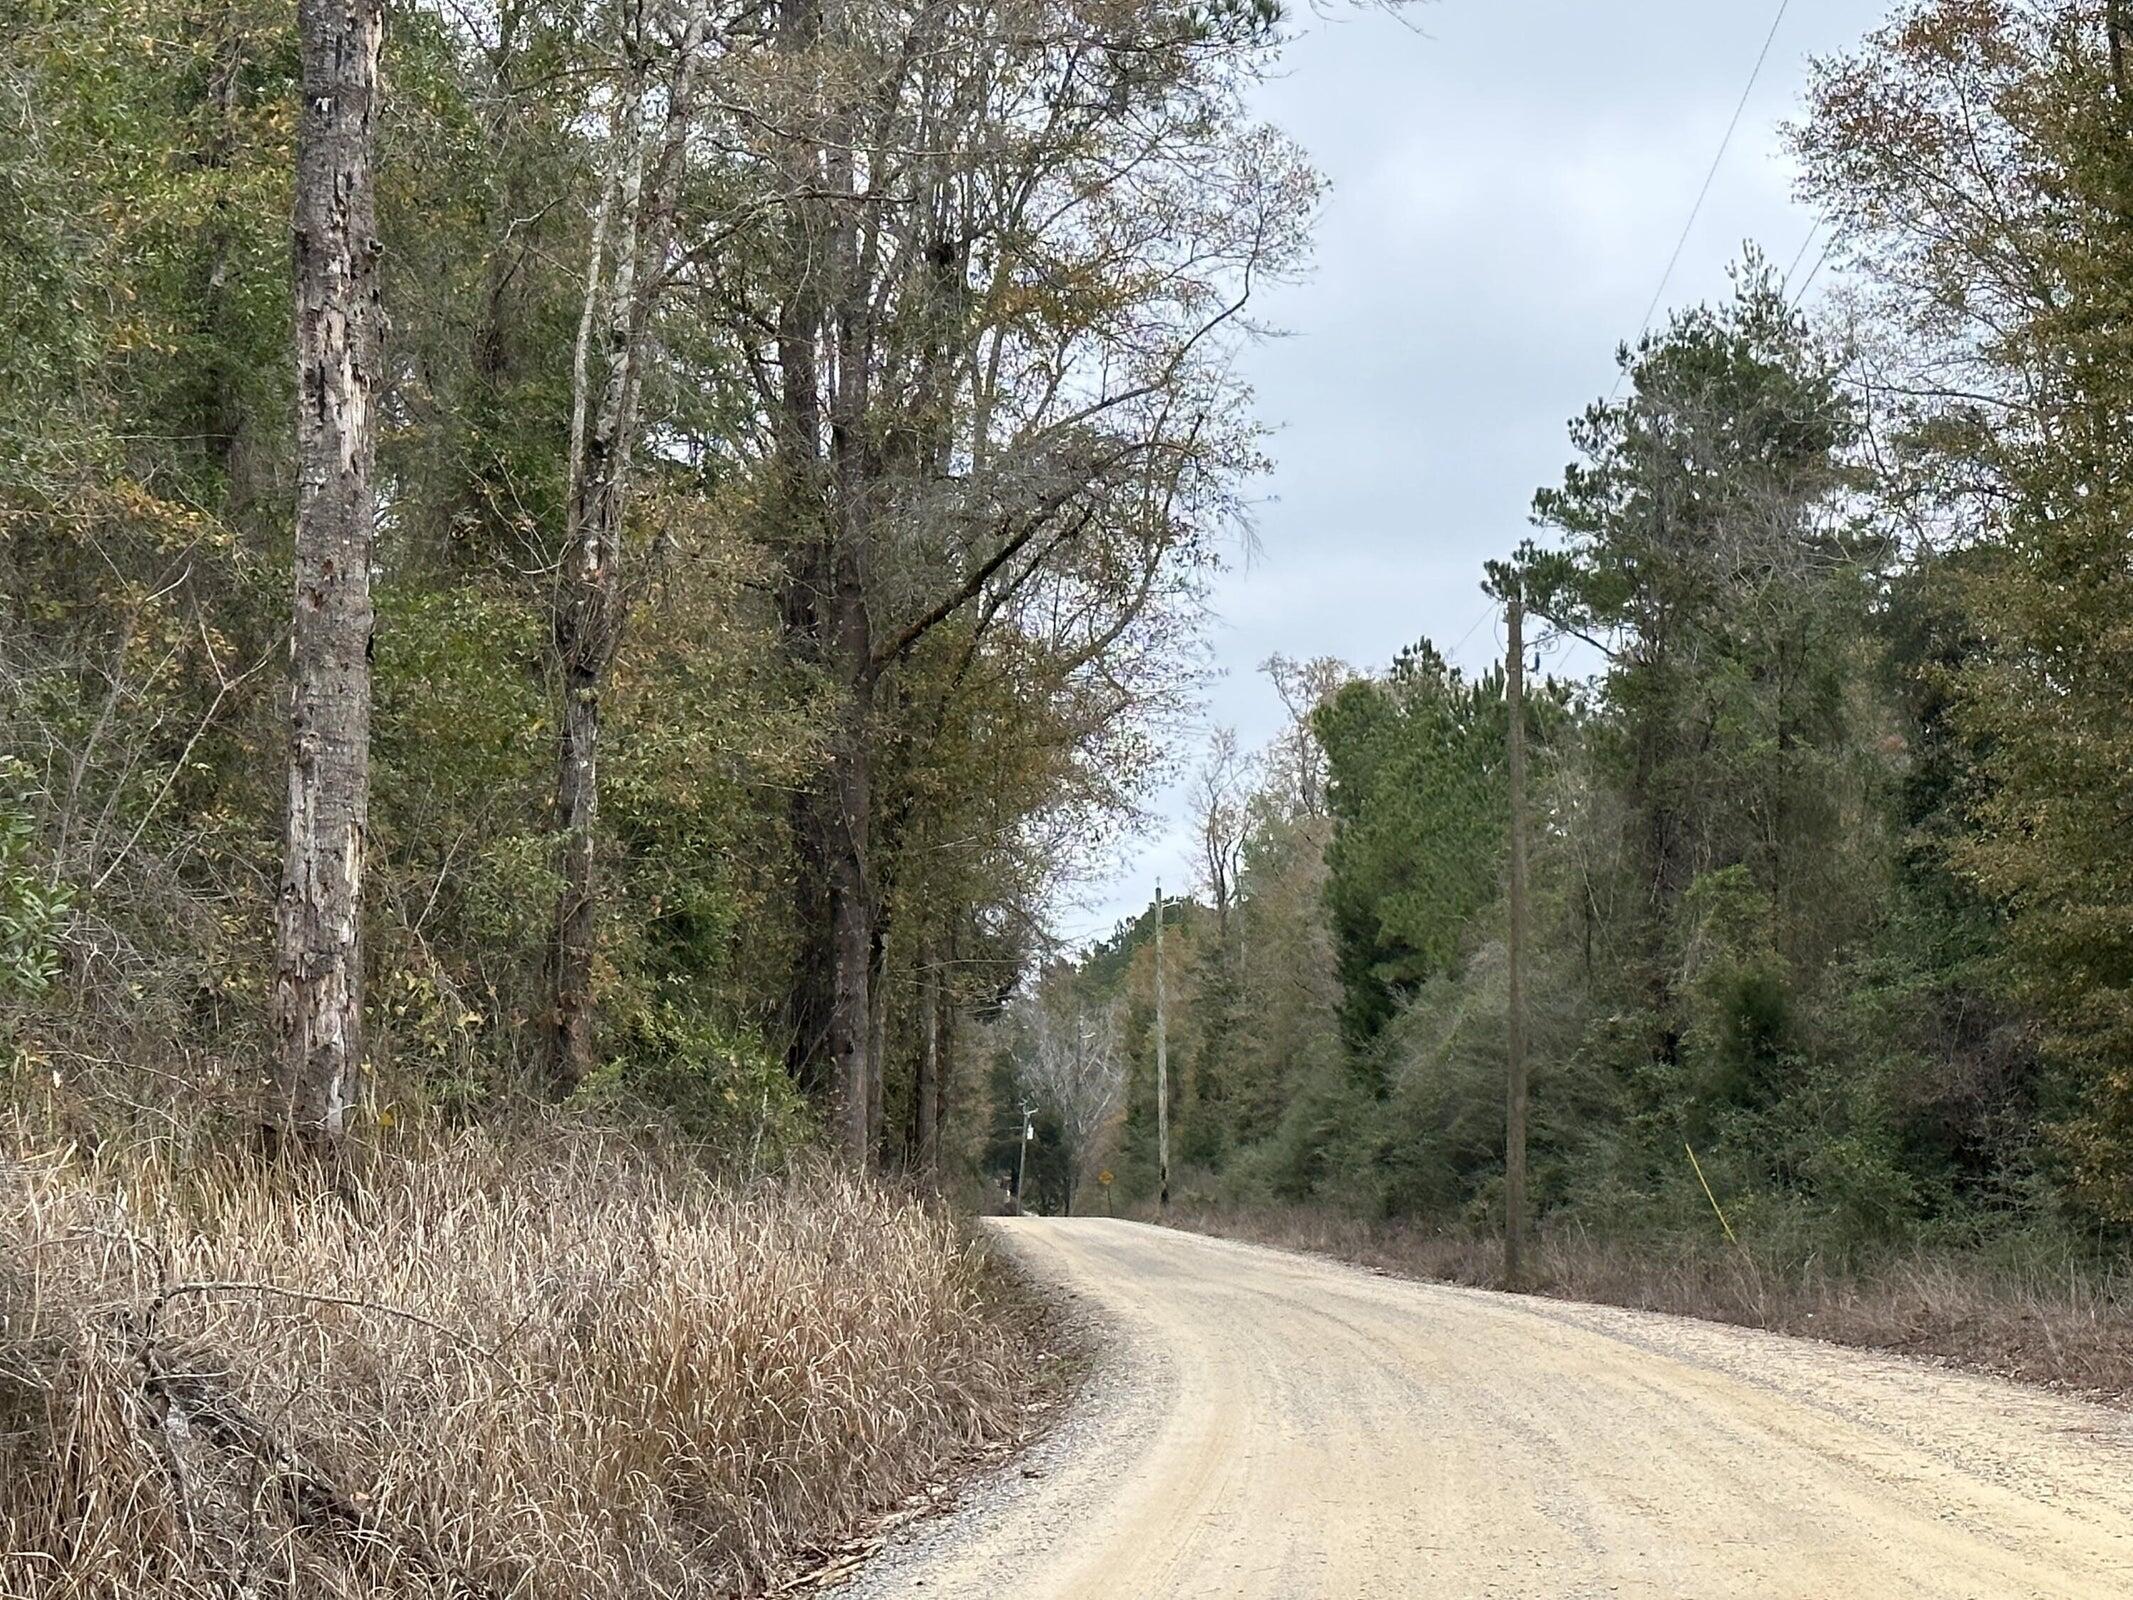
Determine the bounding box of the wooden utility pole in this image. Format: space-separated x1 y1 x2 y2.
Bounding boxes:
1015 1104 1034 1214
274 0 383 1147
1504 592 1531 1290
1154 881 1171 1209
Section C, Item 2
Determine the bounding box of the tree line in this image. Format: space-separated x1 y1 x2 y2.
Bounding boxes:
0 0 1311 1167
1031 1 2133 1254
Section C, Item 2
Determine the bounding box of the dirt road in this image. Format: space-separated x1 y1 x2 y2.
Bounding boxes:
845 1218 2133 1599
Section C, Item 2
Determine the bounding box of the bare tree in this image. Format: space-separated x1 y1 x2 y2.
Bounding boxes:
273 0 384 1144
742 0 1318 1163
1014 977 1126 1213
1261 654 1349 819
1192 729 1255 944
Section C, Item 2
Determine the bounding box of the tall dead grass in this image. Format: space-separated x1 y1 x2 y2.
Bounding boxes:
1165 1202 2133 1404
0 1123 1032 1597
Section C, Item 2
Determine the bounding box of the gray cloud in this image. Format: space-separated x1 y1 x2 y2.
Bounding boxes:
1063 0 1889 944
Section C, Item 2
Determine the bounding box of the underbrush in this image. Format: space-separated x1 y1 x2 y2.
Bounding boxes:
1164 1201 2133 1403
0 1121 1032 1597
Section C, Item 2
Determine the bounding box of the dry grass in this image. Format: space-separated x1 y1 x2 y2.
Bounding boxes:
1165 1203 2133 1405
0 1122 1033 1598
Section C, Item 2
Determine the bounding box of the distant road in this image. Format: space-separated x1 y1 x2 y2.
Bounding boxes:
844 1219 2133 1599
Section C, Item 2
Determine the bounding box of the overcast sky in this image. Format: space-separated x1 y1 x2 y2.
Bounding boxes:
1056 0 1892 946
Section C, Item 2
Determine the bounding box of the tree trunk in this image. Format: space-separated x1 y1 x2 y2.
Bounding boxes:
546 84 646 1094
936 916 957 1160
823 93 877 1163
867 918 888 1158
547 648 604 1087
828 671 873 1161
542 3 712 1091
273 0 383 1145
915 931 939 1176
773 0 833 1095
785 794 835 1088
199 8 251 501
455 0 530 563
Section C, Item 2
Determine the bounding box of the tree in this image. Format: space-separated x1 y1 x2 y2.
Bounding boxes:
1503 260 1874 1096
1262 653 1348 818
1797 0 2133 1216
745 0 1316 1162
545 0 717 1091
1193 729 1256 946
273 0 384 1143
1012 974 1127 1212
1315 643 1514 1051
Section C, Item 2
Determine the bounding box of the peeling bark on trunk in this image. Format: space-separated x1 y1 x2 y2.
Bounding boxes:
273 0 383 1146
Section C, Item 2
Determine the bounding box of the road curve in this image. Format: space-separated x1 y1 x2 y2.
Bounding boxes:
845 1218 2133 1599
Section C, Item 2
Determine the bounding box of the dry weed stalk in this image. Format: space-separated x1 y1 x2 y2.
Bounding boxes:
0 1125 1029 1597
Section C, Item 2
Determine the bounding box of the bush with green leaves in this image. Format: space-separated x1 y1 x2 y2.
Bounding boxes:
0 775 70 999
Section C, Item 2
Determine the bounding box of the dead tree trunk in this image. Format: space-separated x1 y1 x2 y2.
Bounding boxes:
544 2 711 1092
273 0 383 1145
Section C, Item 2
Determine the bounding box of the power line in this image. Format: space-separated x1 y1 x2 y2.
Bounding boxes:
1788 235 1833 311
1780 217 1820 292
1613 0 1794 397
1447 595 1498 663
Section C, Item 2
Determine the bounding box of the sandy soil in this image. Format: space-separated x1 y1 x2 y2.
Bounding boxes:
842 1217 2133 1599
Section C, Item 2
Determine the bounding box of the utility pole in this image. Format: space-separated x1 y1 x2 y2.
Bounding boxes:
1504 591 1530 1291
1015 1103 1035 1215
1154 880 1170 1210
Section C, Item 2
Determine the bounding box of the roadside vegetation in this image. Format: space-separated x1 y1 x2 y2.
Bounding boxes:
11 0 2133 1582
1165 1203 2133 1403
1014 1 2133 1402
2 0 1285 1586
1 1120 1034 1596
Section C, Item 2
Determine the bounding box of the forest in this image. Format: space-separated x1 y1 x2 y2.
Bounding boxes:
7 0 2133 1593
1025 2 2133 1282
1 0 1296 1589
1 0 1307 1164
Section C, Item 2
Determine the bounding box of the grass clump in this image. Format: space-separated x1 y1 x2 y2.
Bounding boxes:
0 1122 1029 1597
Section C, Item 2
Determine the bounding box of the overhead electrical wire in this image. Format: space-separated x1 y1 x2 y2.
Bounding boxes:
1780 218 1821 293
1788 236 1834 311
1613 0 1795 397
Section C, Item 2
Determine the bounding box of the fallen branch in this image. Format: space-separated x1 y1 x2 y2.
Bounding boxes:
117 1285 508 1600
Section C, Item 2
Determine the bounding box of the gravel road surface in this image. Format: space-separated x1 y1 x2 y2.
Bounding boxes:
843 1218 2133 1599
